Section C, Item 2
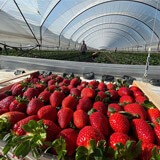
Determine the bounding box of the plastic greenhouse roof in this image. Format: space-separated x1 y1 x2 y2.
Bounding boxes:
0 0 160 51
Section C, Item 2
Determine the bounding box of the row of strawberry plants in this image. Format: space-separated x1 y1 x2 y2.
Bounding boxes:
0 72 160 159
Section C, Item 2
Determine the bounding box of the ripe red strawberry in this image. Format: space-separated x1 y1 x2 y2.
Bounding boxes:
70 77 81 86
119 95 134 105
70 88 81 97
46 84 57 93
118 87 131 97
50 91 65 107
109 132 131 150
38 90 51 103
106 82 115 90
62 95 78 110
124 103 147 120
26 98 44 115
129 86 140 92
9 96 28 113
131 119 155 143
0 111 26 132
0 92 7 101
81 87 96 99
56 76 63 83
11 83 25 96
30 71 39 79
107 103 123 116
98 82 107 91
0 96 15 110
107 89 119 101
43 119 61 142
57 107 73 129
76 126 105 149
57 128 78 156
13 115 39 135
37 105 57 122
135 95 147 105
48 79 56 86
133 90 143 97
73 109 89 129
141 142 158 160
147 108 160 125
23 87 39 100
96 91 107 101
154 124 160 145
33 83 46 93
62 78 70 85
92 101 107 115
109 112 130 134
60 86 70 96
88 80 99 89
0 109 8 115
89 111 109 137
76 97 92 112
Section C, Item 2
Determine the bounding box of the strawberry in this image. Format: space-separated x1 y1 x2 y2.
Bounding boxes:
131 119 155 143
119 95 134 105
88 80 99 89
43 119 61 141
129 86 140 92
0 108 8 115
23 87 39 100
76 97 92 112
73 109 89 129
107 103 123 116
9 96 28 113
141 142 158 160
96 91 107 101
38 90 51 103
11 83 25 96
56 75 63 83
57 107 73 129
37 105 57 122
107 89 119 101
50 91 65 107
109 112 130 134
0 96 15 110
106 82 115 90
133 90 144 97
26 98 44 115
98 82 107 91
118 87 131 96
81 87 96 99
154 124 160 145
62 78 70 86
89 111 109 137
30 71 39 79
147 108 160 125
135 95 147 105
48 79 56 86
57 128 77 156
0 92 7 101
0 111 26 132
109 132 131 150
60 86 70 95
33 83 46 93
70 77 81 87
62 95 78 110
76 126 105 149
70 88 81 97
13 115 39 135
124 103 147 120
46 84 57 93
92 101 107 115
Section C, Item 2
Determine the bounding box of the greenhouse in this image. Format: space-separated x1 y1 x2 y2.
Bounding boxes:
0 1 160 160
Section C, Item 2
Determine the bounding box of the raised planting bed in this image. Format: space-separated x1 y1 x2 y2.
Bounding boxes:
0 71 160 160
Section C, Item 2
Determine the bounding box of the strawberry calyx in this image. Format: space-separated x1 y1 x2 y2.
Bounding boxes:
113 140 142 160
2 120 47 159
142 100 156 109
118 111 139 119
15 95 28 104
76 139 109 160
0 117 10 133
50 136 67 160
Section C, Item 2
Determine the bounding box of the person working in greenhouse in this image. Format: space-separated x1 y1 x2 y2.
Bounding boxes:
81 40 87 55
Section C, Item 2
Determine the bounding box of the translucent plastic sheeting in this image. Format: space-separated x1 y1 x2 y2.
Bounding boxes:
0 0 160 50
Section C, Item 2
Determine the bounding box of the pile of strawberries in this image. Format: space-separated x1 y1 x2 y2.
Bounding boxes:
0 71 160 160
